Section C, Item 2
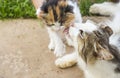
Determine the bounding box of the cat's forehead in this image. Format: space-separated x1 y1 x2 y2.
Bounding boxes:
41 0 73 11
75 22 98 33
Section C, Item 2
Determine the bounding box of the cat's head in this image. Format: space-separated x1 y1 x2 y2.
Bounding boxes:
78 26 114 64
39 0 75 27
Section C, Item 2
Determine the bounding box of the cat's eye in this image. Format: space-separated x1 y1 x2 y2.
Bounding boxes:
47 24 55 26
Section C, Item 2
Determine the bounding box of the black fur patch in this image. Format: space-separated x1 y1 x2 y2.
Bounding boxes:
41 0 58 13
41 0 74 22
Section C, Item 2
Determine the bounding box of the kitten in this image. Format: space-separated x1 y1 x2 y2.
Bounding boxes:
38 0 82 57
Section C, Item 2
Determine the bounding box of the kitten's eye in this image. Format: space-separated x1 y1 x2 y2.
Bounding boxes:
50 19 53 22
47 24 55 26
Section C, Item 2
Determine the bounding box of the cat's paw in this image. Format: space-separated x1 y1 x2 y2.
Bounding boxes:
89 4 101 14
55 57 76 68
90 2 113 16
48 42 55 51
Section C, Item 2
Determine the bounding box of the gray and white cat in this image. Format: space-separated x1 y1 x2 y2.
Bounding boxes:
55 12 120 78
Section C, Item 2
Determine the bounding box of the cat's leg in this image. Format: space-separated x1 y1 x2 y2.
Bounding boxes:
65 35 74 46
53 31 66 57
47 27 55 50
55 52 77 68
47 27 66 57
84 71 94 78
90 2 118 16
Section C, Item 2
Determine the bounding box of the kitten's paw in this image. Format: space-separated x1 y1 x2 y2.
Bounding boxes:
54 44 65 57
89 4 100 14
48 42 55 51
90 3 113 16
55 57 76 68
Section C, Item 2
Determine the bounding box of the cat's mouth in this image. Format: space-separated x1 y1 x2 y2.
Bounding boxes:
63 22 74 34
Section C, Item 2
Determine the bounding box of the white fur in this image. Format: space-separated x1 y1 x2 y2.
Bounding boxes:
90 2 120 16
68 0 82 23
36 0 82 57
71 21 98 34
47 27 55 50
46 27 65 57
65 35 74 46
106 12 120 51
81 60 119 78
36 8 41 15
107 12 120 34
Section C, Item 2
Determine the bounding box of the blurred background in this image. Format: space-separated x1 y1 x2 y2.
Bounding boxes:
0 0 106 19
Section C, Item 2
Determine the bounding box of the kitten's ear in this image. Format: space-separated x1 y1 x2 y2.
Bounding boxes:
79 30 84 39
98 49 114 60
95 43 114 60
101 26 113 36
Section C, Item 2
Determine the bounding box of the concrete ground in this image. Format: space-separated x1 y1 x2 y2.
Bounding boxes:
0 17 108 78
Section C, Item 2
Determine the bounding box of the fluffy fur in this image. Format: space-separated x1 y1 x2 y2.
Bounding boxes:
36 0 82 57
89 0 120 16
107 12 120 51
55 12 120 78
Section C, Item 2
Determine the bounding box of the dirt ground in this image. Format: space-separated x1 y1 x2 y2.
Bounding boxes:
0 17 109 78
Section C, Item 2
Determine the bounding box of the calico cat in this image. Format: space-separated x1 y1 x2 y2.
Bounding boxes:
37 0 82 57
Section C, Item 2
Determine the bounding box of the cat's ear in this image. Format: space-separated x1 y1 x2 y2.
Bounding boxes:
94 42 114 60
101 26 113 36
79 30 84 39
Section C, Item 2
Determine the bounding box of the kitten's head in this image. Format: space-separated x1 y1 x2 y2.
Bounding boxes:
78 26 114 64
39 0 75 27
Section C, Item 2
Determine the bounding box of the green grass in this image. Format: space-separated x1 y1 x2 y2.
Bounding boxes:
0 0 106 19
0 0 36 19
